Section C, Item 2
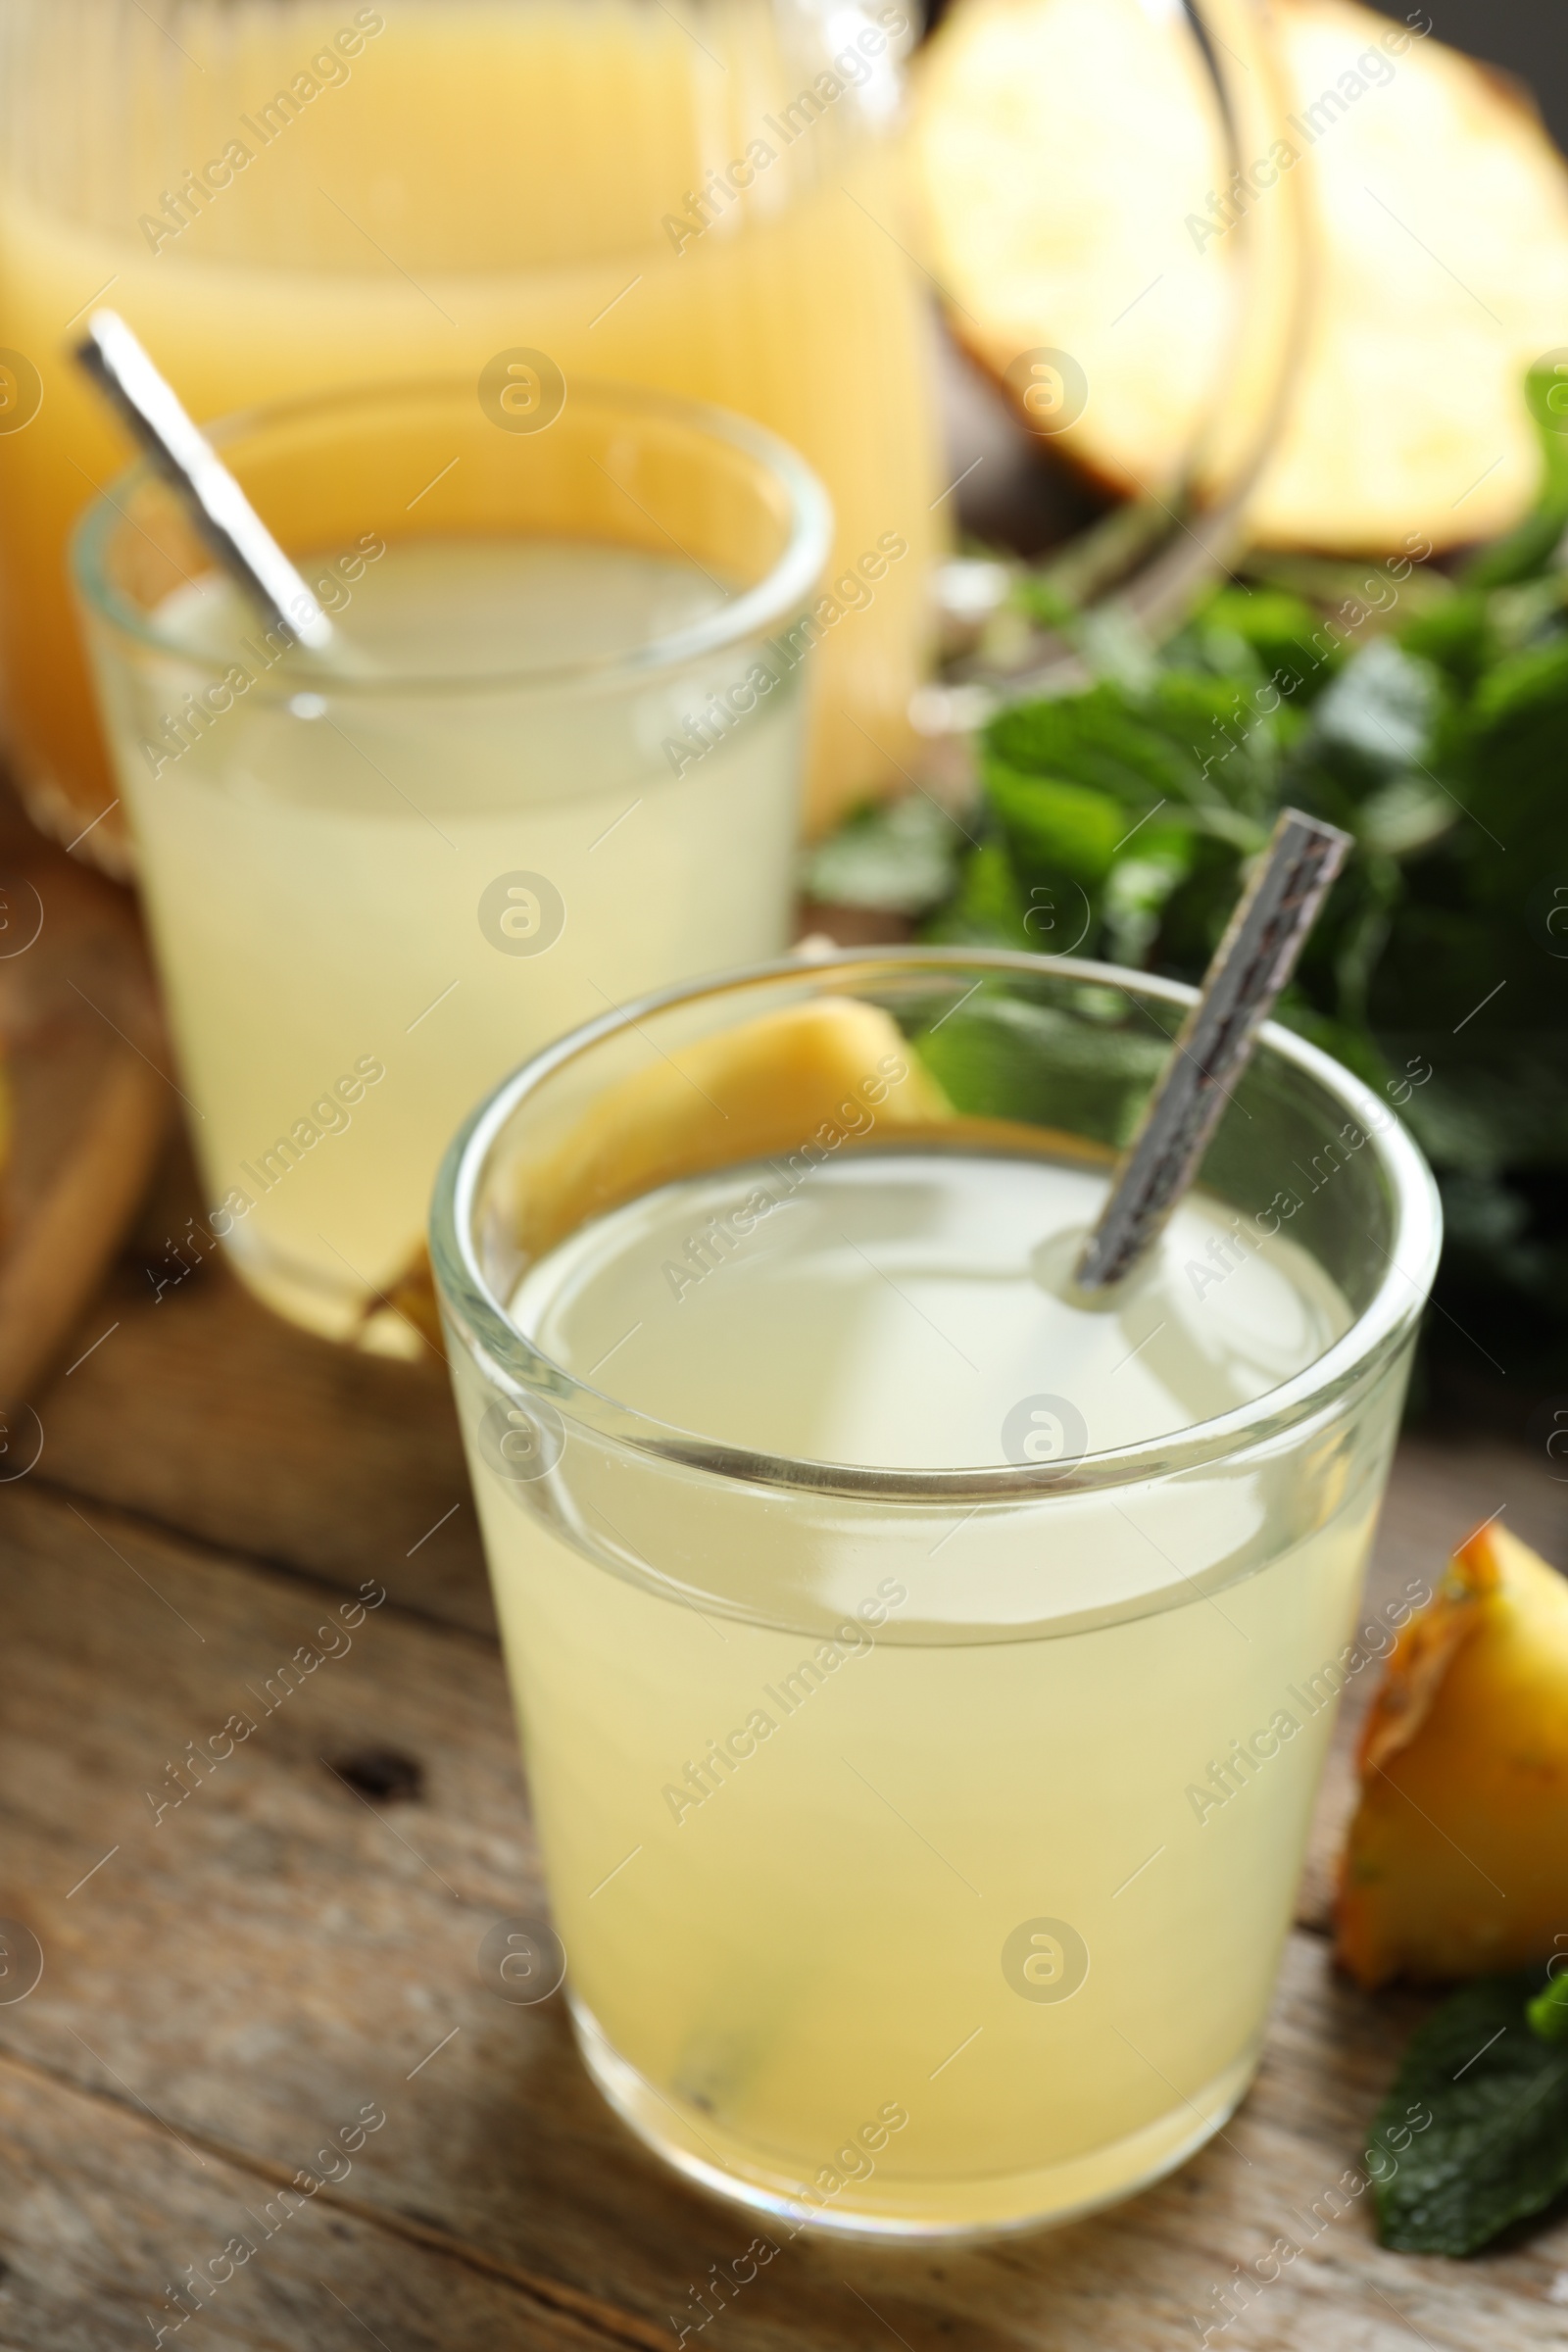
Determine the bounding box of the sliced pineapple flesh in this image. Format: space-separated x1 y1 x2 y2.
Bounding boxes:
916 0 1568 551
1336 1524 1568 1987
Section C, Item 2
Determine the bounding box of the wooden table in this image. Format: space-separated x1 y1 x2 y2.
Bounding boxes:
3 1155 1567 2351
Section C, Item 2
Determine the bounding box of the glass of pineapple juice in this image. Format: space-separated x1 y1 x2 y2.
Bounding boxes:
431 947 1440 2239
73 375 830 1343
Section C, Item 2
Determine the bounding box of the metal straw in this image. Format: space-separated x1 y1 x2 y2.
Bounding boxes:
1073 807 1352 1292
75 309 338 659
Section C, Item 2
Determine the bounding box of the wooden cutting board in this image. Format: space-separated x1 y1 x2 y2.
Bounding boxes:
0 776 171 1421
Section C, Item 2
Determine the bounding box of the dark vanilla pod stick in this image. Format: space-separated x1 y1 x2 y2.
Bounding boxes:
1074 807 1351 1292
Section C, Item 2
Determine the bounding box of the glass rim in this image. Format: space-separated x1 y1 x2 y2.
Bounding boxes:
69 371 835 701
430 947 1443 1505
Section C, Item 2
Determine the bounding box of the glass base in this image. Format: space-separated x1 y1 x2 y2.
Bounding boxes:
569 1993 1258 2242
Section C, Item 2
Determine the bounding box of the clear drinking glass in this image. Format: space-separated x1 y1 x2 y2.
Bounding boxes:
73 375 830 1344
430 947 1441 2239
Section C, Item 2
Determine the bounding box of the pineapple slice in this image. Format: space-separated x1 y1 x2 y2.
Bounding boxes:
382 995 952 1348
1336 1524 1568 1987
916 0 1568 551
510 996 951 1259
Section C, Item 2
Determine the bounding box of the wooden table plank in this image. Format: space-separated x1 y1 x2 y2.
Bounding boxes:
3 1446 1567 2352
0 2045 652 2352
27 1242 491 1636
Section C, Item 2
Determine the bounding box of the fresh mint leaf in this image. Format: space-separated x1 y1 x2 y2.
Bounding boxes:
922 840 1033 950
983 761 1128 888
1179 582 1335 704
1461 358 1568 589
1355 774 1459 858
983 682 1202 816
817 368 1568 1396
1306 638 1439 774
1461 503 1568 592
1528 1974 1568 2043
1398 587 1498 689
1101 843 1194 966
1370 1972 1568 2256
1144 673 1283 834
911 994 1165 1145
1487 574 1568 656
801 794 966 914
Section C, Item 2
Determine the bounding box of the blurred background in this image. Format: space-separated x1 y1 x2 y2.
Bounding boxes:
1349 2 1563 133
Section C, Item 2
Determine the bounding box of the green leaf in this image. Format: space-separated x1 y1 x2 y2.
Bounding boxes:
911 993 1167 1147
1462 359 1568 587
921 841 1034 950
1269 996 1394 1094
1488 573 1568 655
1306 638 1440 775
1528 1974 1568 2044
808 360 1568 1401
982 674 1277 856
1143 673 1281 835
1370 1972 1568 2256
801 793 967 914
983 762 1126 888
1183 582 1339 703
1397 588 1498 690
1355 774 1458 858
983 681 1200 815
1102 840 1195 966
1462 504 1568 592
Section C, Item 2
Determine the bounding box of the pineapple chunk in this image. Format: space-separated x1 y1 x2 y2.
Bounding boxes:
375 997 949 1350
1336 1525 1568 1987
512 996 950 1258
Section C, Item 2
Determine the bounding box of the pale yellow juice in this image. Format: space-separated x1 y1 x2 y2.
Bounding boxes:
106 539 805 1339
469 1148 1392 2233
0 0 939 854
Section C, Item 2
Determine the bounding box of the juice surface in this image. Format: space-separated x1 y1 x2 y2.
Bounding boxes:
159 535 728 679
122 538 802 1335
514 1151 1351 1464
472 1146 1390 2232
0 0 940 847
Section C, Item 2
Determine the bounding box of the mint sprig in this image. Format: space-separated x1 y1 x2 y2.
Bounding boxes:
1370 1972 1568 2255
808 371 1568 1391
